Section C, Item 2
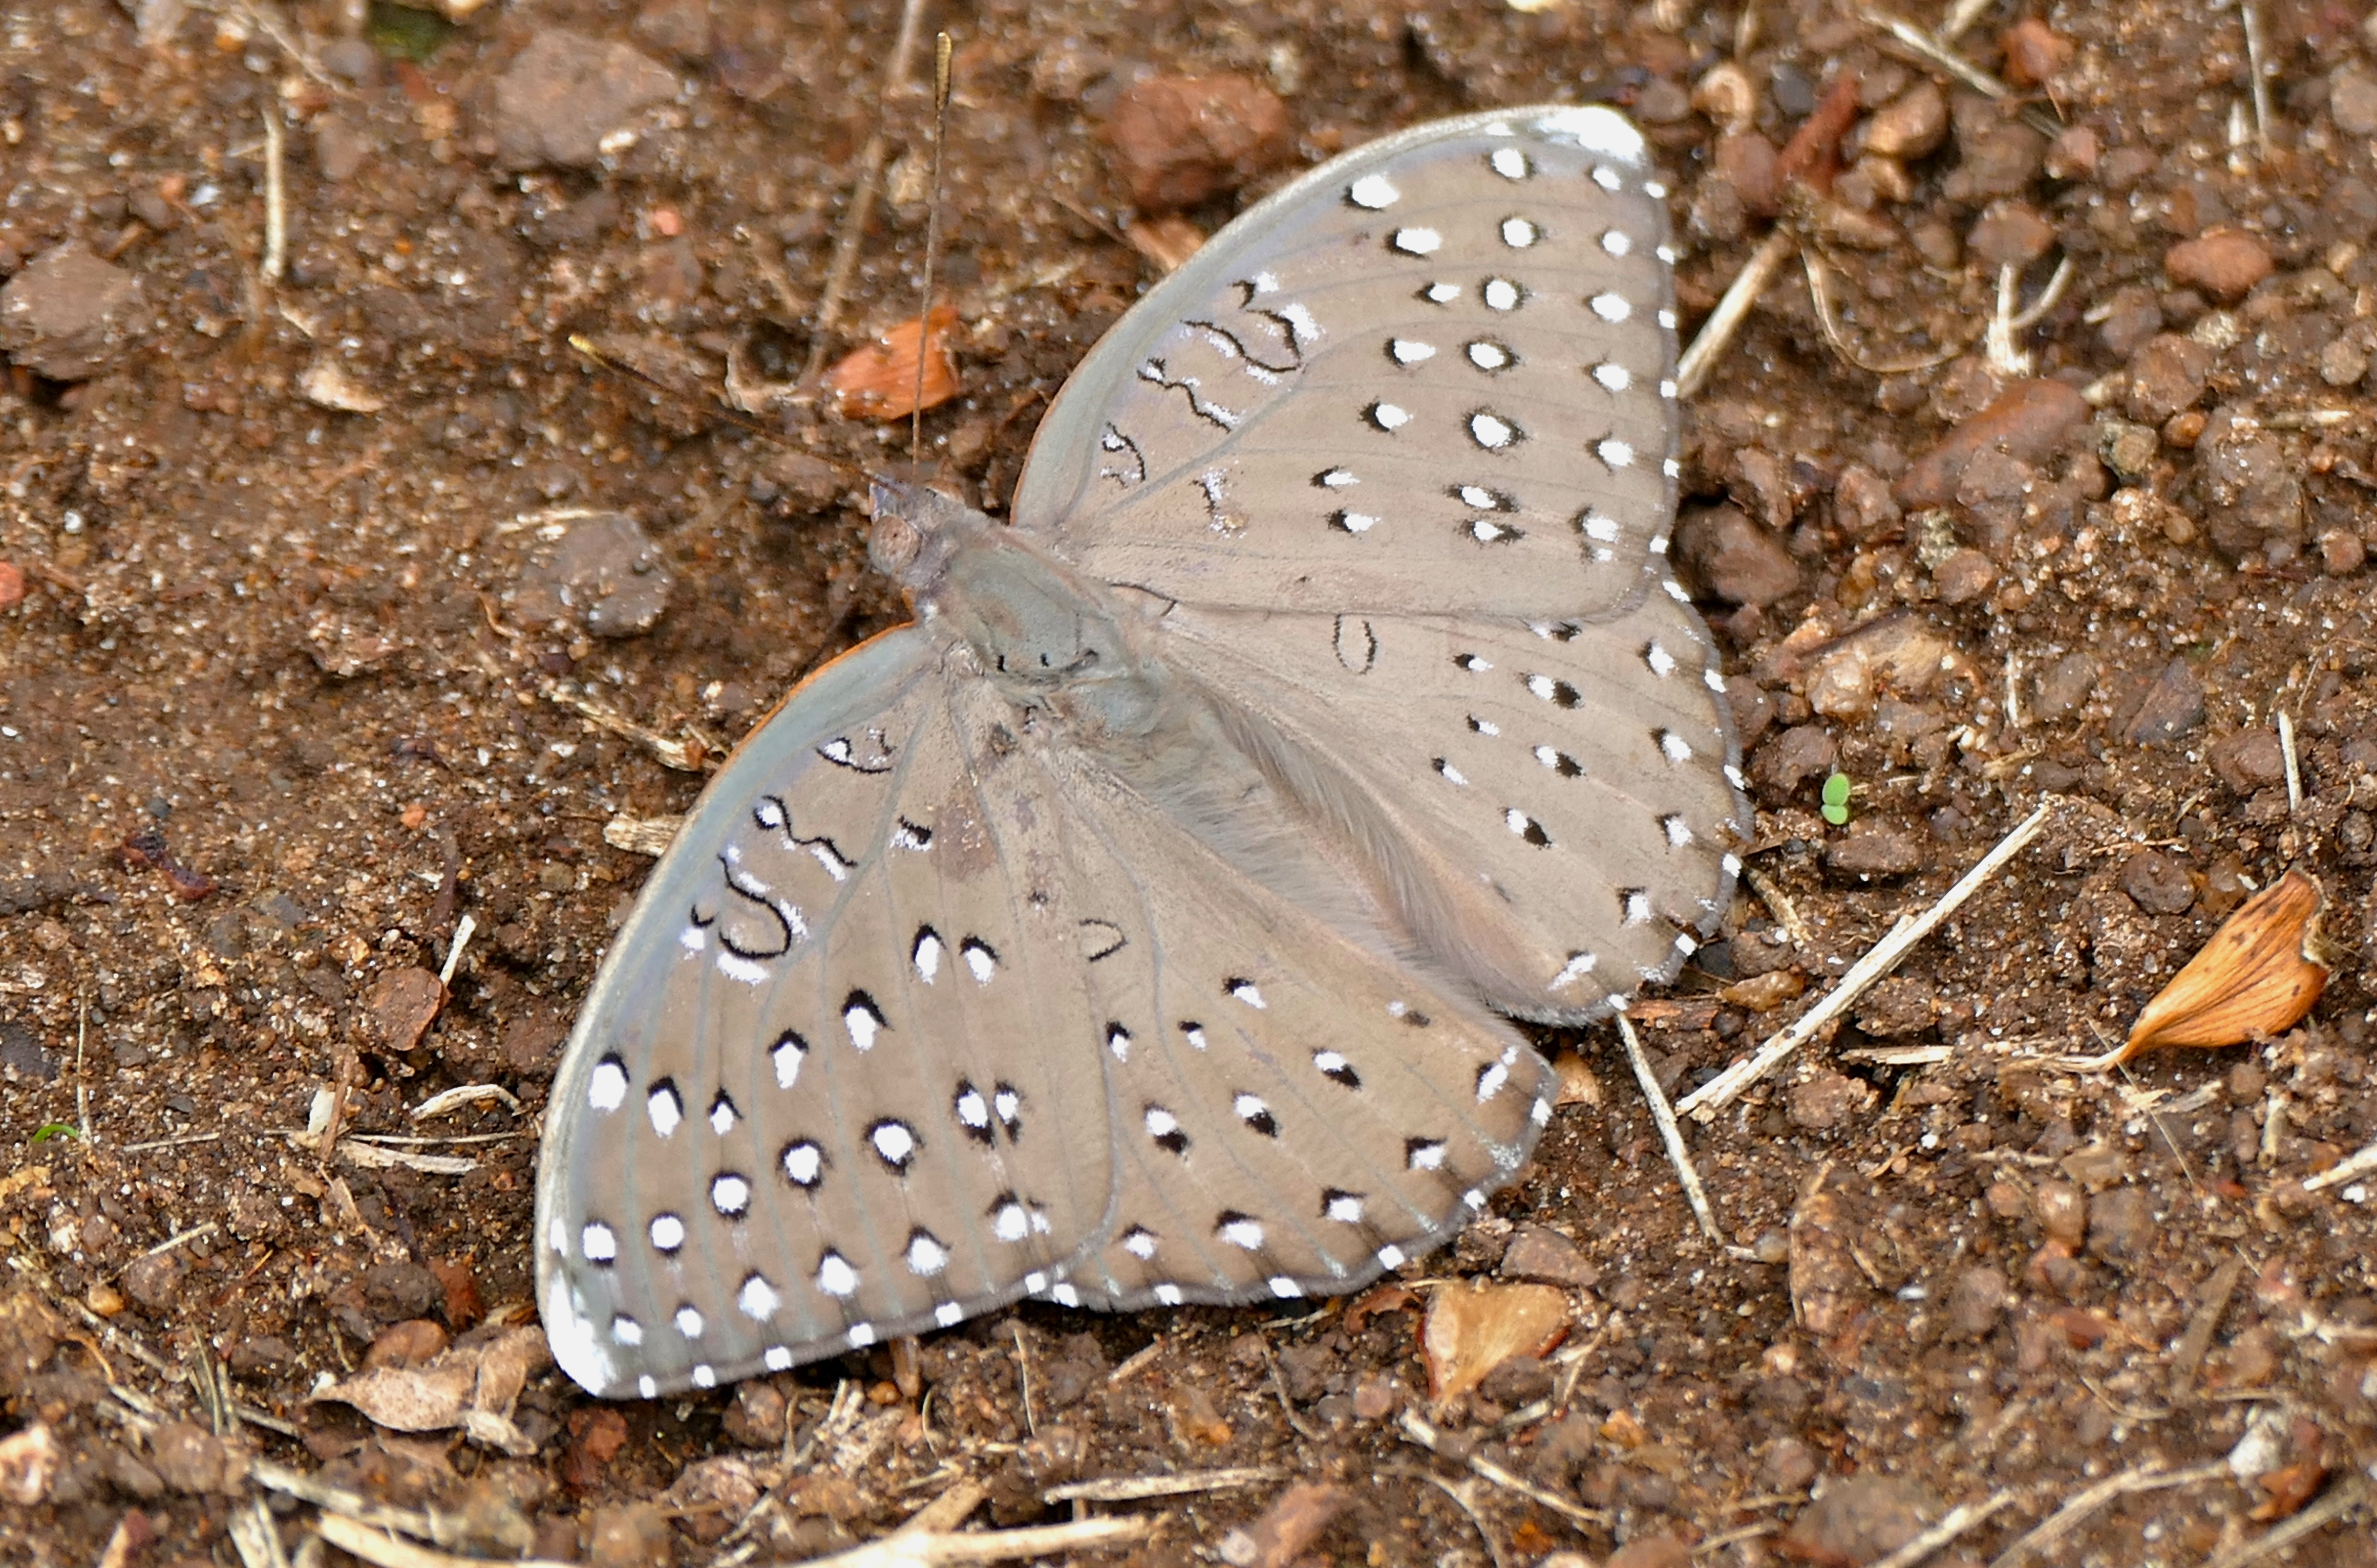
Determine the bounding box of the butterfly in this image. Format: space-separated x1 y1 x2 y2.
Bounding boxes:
536 104 1748 1398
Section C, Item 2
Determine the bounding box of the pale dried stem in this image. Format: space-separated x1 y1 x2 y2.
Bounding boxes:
1864 1492 2014 1568
1398 1410 1610 1530
1676 229 1793 401
1679 800 2055 1120
1617 1015 1741 1254
802 0 932 385
1985 1460 2229 1568
2203 1476 2368 1568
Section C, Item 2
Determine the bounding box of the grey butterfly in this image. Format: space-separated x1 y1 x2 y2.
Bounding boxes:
537 104 1749 1399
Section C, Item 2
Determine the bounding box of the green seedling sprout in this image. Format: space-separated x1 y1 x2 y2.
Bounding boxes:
1820 771 1853 827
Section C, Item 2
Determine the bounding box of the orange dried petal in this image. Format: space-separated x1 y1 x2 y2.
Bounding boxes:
2121 867 2329 1062
822 305 960 421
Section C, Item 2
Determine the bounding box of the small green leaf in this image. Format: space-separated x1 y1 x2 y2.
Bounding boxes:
31 1122 80 1144
367 1 456 63
1820 771 1853 826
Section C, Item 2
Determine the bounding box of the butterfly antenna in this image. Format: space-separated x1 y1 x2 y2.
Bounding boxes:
911 31 954 470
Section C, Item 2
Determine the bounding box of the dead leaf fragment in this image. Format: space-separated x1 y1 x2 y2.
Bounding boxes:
0 1422 57 1505
1232 1483 1350 1568
365 966 447 1054
2120 867 2329 1062
314 1326 550 1455
1421 1281 1568 1402
823 304 959 421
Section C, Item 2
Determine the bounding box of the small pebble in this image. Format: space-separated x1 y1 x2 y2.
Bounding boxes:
493 31 678 171
2165 229 2274 302
1498 1225 1601 1290
2044 124 2100 179
1945 1267 2010 1339
1786 1070 1877 1130
1999 18 2074 85
0 563 23 615
2033 1180 2089 1248
1098 74 1292 211
2030 651 2098 720
2317 337 2368 387
1895 378 2088 508
2086 1187 2153 1260
584 1501 674 1568
1751 723 1837 796
119 1251 185 1314
2330 66 2377 138
1860 80 1947 159
146 1422 240 1496
1676 503 1799 607
1825 822 1925 877
363 1319 450 1370
2125 334 2213 424
2119 657 2205 746
2319 528 2366 574
2096 419 2159 482
1932 547 1996 604
1967 201 2055 268
0 242 140 380
2119 848 2196 914
1777 1475 1943 1566
2209 729 2286 793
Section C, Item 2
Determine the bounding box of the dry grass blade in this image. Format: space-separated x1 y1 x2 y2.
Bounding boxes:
1986 1460 2229 1567
1398 1409 1609 1529
1863 1491 2013 1568
1680 800 2054 1119
782 1514 1156 1566
316 1514 568 1568
1045 1466 1283 1504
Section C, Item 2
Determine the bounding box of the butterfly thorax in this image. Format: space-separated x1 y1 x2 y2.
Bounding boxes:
871 477 1171 744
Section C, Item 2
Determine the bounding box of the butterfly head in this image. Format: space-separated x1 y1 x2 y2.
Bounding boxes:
867 477 990 595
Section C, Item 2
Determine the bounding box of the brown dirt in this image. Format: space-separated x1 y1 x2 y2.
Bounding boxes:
2 1 2374 1564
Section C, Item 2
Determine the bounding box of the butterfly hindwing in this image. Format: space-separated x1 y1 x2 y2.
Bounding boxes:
1158 576 1747 1022
538 630 1116 1397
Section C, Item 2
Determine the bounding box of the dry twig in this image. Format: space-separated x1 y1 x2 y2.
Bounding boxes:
1045 1467 1283 1506
1679 800 2055 1119
1616 1016 1741 1254
1865 1492 2013 1568
1985 1459 2228 1568
1398 1409 1609 1530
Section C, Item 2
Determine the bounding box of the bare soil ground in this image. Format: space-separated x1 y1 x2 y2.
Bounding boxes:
2 1 2374 1564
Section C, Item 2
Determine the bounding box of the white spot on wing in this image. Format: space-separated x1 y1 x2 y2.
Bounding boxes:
588 1060 627 1112
1590 292 1631 322
1391 227 1442 255
1348 173 1398 208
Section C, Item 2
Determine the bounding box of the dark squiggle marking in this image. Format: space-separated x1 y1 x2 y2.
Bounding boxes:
1136 357 1239 432
1097 424 1145 488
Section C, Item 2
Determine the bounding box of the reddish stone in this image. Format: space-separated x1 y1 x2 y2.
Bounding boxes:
1895 379 2088 507
2166 228 2274 300
1099 74 1292 211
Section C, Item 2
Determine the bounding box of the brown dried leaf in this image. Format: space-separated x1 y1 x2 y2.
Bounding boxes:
1240 1483 1350 1568
314 1325 550 1447
365 966 446 1054
1421 1281 1568 1402
823 305 960 421
2122 867 2329 1061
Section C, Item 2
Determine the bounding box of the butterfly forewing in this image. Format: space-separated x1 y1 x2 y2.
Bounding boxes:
1009 105 1680 625
538 631 1115 1398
